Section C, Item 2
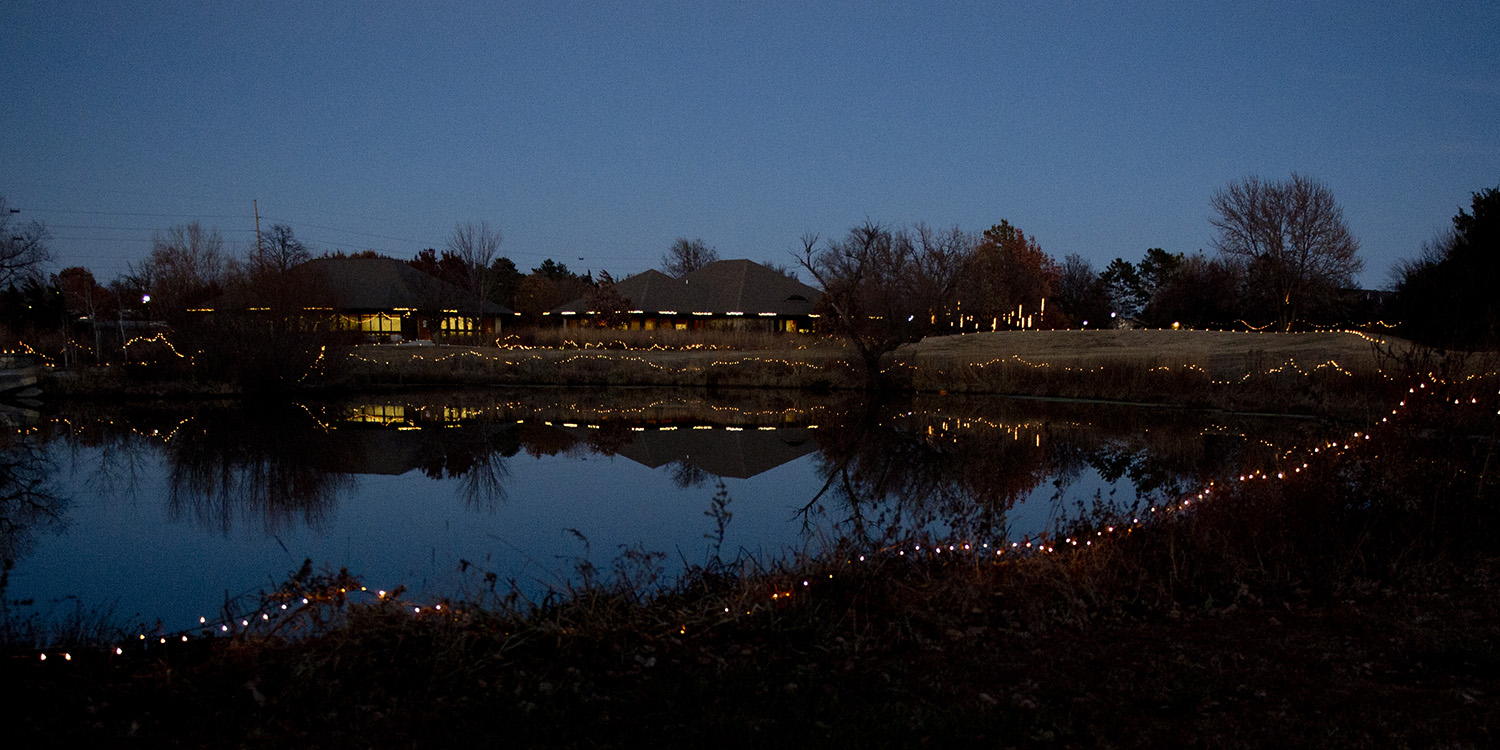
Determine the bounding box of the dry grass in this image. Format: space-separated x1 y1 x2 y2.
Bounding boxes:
341 330 1418 417
53 330 1427 417
342 343 866 390
888 329 1414 417
499 327 844 352
901 328 1399 365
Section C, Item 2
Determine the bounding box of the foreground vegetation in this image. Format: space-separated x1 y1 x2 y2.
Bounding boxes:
6 352 1499 747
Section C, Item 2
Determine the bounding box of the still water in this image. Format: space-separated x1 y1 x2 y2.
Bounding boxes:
1 387 1342 636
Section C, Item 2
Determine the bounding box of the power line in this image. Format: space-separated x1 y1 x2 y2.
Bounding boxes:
261 217 436 246
48 236 158 243
49 224 256 233
19 207 250 220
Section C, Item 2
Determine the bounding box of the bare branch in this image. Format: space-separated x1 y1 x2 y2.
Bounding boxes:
661 238 719 278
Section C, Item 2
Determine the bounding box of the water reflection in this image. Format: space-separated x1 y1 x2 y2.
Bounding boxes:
805 396 1329 547
164 404 357 534
0 426 65 571
4 388 1360 636
37 390 1337 546
38 391 857 538
0 408 68 642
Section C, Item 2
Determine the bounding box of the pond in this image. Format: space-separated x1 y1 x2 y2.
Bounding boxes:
0 387 1346 639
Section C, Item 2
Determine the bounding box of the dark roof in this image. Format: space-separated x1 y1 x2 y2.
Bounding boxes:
552 259 820 316
290 257 512 315
683 259 820 315
569 425 819 479
609 269 683 311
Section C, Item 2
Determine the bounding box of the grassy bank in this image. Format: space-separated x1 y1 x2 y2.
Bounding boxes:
46 330 1423 420
341 342 865 390
888 329 1412 418
7 364 1500 747
336 329 1416 417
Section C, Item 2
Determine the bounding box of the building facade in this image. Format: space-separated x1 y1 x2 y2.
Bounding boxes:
548 259 821 333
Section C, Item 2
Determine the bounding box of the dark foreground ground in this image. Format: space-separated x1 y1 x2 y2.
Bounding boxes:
4 551 1497 749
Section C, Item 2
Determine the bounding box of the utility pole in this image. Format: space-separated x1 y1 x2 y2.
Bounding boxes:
253 199 263 263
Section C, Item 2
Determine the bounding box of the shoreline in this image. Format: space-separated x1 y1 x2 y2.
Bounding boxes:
43 330 1413 420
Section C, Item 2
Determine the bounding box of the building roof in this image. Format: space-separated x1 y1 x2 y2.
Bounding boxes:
608 269 683 311
552 259 820 316
290 257 512 315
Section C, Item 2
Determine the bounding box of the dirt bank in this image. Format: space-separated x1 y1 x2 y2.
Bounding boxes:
340 330 1410 417
883 329 1409 418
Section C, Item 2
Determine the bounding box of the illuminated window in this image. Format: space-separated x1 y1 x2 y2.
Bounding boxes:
441 316 474 333
351 404 405 424
358 313 402 333
443 407 483 422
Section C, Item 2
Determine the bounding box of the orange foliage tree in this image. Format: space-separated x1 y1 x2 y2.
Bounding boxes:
957 221 1062 330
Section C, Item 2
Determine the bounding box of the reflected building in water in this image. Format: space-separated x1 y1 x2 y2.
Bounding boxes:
558 423 818 479
317 401 820 481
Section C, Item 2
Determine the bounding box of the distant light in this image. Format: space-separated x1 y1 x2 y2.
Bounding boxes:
141 294 151 303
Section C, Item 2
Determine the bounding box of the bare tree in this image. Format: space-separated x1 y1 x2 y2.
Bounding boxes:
133 222 227 322
447 221 503 338
59 266 115 360
661 237 719 278
795 221 969 384
0 197 53 288
911 222 973 316
256 223 310 274
1211 174 1361 330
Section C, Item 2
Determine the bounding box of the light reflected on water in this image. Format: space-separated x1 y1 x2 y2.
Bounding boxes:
1 388 1344 636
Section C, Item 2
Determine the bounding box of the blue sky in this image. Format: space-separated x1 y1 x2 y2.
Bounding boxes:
3 1 1496 288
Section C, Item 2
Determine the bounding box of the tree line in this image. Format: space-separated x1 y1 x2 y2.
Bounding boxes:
796 174 1378 378
2 172 1497 384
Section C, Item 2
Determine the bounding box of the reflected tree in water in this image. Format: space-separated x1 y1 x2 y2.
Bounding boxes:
163 405 355 535
519 423 583 458
805 397 1310 548
0 430 64 567
671 460 710 489
51 404 160 507
416 425 521 511
0 428 66 640
805 403 1029 546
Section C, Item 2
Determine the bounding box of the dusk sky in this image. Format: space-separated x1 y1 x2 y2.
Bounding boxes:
3 1 1496 288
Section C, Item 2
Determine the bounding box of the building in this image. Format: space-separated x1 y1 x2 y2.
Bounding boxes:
548 259 822 333
207 257 516 342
